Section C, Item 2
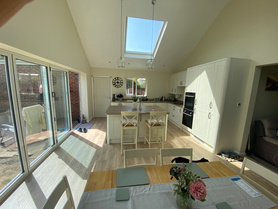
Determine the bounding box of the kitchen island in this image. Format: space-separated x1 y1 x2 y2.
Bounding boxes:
105 105 169 144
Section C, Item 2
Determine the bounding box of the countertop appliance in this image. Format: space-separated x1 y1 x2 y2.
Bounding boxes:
182 92 195 129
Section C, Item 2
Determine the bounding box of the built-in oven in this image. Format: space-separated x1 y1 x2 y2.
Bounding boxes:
182 108 194 129
183 92 195 111
182 92 195 129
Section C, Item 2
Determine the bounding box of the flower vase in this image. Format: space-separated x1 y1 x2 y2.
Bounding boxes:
176 195 192 209
133 102 137 109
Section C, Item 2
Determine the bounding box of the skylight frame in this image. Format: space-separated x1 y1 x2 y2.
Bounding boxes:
124 16 167 59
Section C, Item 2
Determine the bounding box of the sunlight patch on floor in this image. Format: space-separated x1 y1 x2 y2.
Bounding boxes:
60 135 96 168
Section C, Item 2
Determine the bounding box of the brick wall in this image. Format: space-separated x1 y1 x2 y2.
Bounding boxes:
69 71 80 122
0 64 10 112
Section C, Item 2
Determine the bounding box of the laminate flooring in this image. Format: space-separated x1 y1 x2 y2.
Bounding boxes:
1 117 278 208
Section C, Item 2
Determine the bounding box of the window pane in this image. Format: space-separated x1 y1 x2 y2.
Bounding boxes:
125 78 134 95
126 17 164 55
15 59 54 166
52 69 70 140
137 78 147 96
0 55 23 192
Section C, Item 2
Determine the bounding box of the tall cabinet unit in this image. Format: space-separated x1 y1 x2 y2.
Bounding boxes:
186 58 251 154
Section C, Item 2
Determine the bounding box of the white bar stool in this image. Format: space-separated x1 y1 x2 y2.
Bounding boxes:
144 111 167 148
121 111 139 155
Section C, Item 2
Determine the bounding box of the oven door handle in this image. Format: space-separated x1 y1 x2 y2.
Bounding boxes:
184 112 192 117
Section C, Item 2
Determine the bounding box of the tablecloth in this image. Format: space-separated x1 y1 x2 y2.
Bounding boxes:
77 175 276 209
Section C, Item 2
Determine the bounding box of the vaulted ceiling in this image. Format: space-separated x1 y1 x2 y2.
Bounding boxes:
66 0 230 72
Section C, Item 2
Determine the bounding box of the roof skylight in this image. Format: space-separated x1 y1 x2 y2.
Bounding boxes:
125 16 167 59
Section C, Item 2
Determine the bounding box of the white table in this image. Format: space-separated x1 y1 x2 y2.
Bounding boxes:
78 175 277 209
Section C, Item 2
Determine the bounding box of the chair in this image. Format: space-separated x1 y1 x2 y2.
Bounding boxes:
144 111 167 148
160 148 193 165
240 157 278 204
42 176 75 209
121 111 139 154
124 148 158 168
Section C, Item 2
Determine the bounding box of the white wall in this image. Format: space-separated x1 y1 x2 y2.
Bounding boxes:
91 68 171 99
181 0 278 69
180 0 278 154
0 0 93 120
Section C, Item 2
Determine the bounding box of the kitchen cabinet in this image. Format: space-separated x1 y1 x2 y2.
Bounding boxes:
188 58 251 154
167 104 182 128
169 71 186 94
185 66 199 93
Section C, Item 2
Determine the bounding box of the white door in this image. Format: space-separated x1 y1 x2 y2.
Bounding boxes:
93 77 111 117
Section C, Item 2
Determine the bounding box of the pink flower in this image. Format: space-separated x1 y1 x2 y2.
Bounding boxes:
189 180 207 201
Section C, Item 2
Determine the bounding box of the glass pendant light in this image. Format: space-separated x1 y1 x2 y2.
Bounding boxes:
118 57 125 68
118 0 125 68
147 0 156 69
147 59 154 69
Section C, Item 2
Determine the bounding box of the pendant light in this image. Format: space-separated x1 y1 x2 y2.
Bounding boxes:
118 0 125 68
147 0 156 70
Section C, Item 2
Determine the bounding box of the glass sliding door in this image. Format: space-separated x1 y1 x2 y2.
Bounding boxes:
51 68 71 140
15 59 54 166
0 55 24 192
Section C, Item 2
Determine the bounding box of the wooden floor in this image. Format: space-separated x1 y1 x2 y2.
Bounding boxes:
1 117 278 208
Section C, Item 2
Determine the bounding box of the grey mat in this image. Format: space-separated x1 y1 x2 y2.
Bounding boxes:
115 188 130 201
74 122 94 130
116 167 149 188
173 163 209 179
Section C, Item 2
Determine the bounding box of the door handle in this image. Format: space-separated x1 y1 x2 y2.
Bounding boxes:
184 112 192 117
209 102 213 109
208 112 211 119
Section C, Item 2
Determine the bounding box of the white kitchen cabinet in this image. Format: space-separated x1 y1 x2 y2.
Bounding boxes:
192 107 210 139
185 66 200 93
188 58 251 154
167 104 182 128
169 71 186 94
177 71 187 86
195 63 215 110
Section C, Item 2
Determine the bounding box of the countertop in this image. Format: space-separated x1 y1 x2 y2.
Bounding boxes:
111 99 184 108
105 105 170 115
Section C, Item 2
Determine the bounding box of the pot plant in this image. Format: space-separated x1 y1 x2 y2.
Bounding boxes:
170 164 207 209
132 96 138 108
117 93 123 101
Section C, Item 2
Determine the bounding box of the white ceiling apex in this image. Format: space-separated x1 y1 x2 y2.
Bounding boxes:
66 0 230 72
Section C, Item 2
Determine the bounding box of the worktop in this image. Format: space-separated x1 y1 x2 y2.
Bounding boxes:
105 105 169 115
111 99 183 108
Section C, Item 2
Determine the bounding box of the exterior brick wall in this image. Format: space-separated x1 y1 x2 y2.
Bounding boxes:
69 71 80 122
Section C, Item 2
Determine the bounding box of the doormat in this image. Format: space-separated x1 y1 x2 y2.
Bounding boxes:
74 122 94 130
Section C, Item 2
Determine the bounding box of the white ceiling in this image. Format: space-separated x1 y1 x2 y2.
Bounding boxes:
66 0 230 72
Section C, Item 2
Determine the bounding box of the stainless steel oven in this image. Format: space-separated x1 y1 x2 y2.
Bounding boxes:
182 92 195 129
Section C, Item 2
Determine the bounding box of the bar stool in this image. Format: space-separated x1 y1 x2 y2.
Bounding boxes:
121 111 139 155
144 111 167 148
